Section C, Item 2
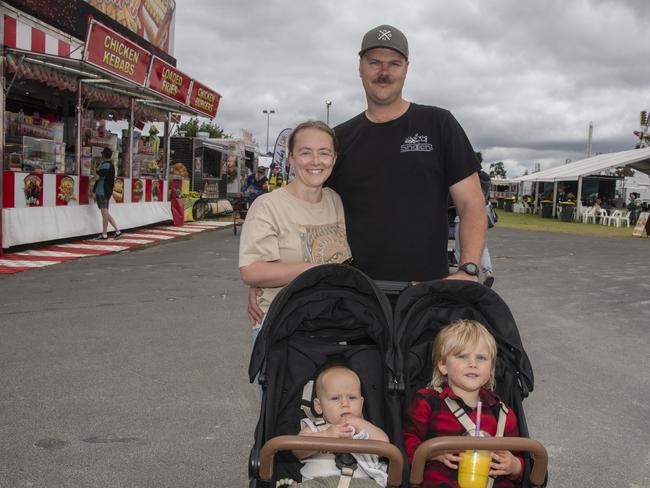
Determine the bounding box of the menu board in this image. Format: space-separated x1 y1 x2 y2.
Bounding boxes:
633 212 649 237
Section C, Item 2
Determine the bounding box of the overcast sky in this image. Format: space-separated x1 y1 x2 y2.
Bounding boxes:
172 0 650 180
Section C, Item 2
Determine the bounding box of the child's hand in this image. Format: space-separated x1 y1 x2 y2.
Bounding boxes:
325 422 355 439
433 452 462 470
490 450 522 479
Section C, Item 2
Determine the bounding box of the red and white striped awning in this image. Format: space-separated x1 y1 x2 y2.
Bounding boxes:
3 14 82 59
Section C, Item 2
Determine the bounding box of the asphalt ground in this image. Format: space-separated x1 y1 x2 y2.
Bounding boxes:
0 225 648 487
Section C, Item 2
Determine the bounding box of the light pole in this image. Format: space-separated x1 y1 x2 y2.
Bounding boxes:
325 100 332 125
262 109 275 155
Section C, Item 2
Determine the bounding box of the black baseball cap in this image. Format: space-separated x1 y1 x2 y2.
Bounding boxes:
359 24 409 59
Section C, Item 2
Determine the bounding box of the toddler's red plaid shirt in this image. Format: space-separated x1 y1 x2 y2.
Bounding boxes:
403 385 524 487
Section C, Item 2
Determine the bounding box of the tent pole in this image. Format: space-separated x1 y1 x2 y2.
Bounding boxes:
576 176 584 222
552 180 559 217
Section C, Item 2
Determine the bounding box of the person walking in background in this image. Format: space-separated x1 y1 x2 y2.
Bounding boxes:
94 147 122 241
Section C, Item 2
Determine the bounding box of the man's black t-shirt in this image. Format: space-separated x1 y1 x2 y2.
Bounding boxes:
328 103 479 282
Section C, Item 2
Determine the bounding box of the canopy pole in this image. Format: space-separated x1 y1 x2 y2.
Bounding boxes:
0 55 5 255
533 181 540 214
164 112 171 181
576 176 584 221
552 180 559 217
76 79 82 176
129 98 134 180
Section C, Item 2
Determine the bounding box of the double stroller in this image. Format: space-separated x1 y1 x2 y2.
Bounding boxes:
248 264 546 488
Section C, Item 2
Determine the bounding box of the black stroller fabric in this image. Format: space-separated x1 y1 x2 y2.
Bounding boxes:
393 279 534 436
249 264 399 485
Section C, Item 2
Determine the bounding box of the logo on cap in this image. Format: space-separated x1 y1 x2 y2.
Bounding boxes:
377 29 392 41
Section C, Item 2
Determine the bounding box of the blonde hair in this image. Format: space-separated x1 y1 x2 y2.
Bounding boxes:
430 319 497 390
288 120 338 155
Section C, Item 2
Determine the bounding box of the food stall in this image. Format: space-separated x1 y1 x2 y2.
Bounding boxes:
1 0 222 250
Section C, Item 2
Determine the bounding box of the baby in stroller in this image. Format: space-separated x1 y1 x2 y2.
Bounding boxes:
248 264 403 488
293 365 389 487
403 319 523 488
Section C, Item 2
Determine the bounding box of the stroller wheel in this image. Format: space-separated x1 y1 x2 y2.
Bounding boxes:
248 446 260 480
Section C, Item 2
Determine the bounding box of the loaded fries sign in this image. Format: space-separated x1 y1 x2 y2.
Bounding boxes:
146 56 191 104
84 20 151 85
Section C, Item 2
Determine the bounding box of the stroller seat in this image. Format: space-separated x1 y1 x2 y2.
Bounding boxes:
249 264 402 487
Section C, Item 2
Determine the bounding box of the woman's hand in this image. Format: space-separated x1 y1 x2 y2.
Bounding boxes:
248 287 264 325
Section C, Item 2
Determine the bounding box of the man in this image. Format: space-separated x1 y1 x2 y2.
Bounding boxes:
93 147 122 240
328 24 486 284
241 166 269 202
246 24 485 323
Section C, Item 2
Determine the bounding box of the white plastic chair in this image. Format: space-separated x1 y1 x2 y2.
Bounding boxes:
596 209 608 225
603 209 621 226
581 206 594 223
610 210 631 228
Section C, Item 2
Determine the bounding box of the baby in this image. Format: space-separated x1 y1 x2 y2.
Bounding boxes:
293 365 388 486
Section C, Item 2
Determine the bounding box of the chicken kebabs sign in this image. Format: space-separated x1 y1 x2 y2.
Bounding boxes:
84 20 151 85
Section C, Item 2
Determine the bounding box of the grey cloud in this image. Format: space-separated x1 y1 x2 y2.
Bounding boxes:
172 0 650 173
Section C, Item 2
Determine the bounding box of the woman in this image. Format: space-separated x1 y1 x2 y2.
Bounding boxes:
238 121 352 335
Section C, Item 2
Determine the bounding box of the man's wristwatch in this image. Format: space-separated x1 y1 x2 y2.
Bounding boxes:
458 262 480 276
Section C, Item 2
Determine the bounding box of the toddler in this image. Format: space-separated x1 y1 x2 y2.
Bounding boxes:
403 320 524 487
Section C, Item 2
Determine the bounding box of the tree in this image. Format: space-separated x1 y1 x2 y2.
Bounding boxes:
175 117 229 138
489 161 507 178
614 166 635 177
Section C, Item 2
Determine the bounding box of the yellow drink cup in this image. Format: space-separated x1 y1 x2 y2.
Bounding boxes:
457 449 491 488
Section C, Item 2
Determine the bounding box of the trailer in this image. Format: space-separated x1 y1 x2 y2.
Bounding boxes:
168 136 260 218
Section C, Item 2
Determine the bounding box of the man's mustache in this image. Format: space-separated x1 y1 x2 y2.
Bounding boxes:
373 75 392 84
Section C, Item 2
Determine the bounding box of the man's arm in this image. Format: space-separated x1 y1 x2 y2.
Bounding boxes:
447 172 486 282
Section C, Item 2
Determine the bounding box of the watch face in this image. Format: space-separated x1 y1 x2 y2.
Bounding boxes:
461 262 479 276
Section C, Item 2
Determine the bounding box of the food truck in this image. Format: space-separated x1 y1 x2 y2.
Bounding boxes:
0 0 222 250
167 135 259 219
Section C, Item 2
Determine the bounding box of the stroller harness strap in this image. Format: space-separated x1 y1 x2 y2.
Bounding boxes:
435 388 509 488
300 418 358 488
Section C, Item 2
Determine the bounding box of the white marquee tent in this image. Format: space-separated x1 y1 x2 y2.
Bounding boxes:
511 147 650 218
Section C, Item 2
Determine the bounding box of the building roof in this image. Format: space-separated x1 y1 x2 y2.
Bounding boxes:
512 147 650 182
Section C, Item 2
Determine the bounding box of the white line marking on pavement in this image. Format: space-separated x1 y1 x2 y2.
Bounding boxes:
16 250 93 258
122 233 172 240
56 243 131 251
110 238 155 244
140 229 193 235
0 259 59 267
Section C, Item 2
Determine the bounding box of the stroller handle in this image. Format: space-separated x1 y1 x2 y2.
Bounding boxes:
259 435 404 486
409 436 548 486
